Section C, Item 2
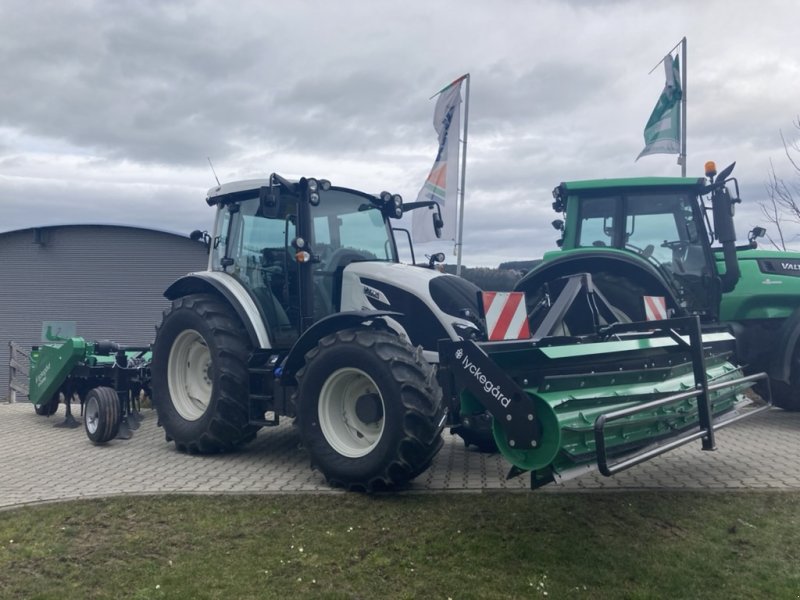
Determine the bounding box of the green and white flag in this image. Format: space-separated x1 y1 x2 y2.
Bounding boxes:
637 55 682 160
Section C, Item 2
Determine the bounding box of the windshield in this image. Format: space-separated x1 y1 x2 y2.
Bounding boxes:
577 191 709 278
310 190 397 268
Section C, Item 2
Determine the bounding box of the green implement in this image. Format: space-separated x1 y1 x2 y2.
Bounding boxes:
28 337 151 443
439 280 770 488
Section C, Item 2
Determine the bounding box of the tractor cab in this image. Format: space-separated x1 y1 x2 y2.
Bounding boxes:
544 162 753 322
204 174 445 350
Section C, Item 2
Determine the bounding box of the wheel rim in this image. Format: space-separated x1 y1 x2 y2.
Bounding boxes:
168 329 213 421
85 395 100 435
318 368 385 458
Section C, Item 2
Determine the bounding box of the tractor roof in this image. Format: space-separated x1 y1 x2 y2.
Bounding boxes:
560 176 705 192
206 178 271 202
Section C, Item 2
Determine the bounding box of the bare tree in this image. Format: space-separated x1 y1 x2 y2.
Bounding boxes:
760 117 800 250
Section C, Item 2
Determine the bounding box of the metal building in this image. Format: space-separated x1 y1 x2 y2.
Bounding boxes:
1 224 208 401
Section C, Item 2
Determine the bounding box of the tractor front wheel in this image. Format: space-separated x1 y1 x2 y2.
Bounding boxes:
151 294 260 453
296 328 445 492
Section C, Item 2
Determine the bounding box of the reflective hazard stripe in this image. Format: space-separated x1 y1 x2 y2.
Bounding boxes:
643 295 668 321
482 291 531 340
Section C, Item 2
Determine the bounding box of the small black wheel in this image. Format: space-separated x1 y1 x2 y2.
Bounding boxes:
296 328 444 492
34 394 60 416
84 387 121 444
151 294 260 454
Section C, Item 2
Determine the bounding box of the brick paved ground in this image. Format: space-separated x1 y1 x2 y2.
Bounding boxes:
1 402 798 508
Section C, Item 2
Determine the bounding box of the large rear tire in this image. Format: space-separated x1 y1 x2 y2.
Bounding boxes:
151 294 260 453
296 328 444 492
771 343 800 411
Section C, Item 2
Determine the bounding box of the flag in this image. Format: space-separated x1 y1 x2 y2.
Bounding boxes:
637 55 682 160
412 76 464 243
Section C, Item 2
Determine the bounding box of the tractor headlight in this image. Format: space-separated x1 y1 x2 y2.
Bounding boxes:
309 192 320 206
319 179 332 191
380 191 392 203
307 178 319 192
392 194 402 208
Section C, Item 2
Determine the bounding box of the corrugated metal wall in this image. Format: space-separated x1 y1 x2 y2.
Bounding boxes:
0 225 208 400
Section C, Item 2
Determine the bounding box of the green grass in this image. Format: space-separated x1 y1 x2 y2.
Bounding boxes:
1 492 798 599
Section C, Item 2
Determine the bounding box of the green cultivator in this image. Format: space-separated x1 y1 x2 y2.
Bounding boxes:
439 275 770 488
28 337 151 444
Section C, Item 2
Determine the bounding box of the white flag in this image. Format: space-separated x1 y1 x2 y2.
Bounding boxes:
412 77 464 243
637 55 682 160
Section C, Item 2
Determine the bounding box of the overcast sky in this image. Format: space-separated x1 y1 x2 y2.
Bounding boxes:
2 0 799 267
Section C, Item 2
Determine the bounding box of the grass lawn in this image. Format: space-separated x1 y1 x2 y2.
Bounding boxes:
1 491 798 599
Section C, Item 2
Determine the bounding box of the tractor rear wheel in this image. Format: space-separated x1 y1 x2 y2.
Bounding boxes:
151 294 260 453
771 344 800 411
296 328 444 492
84 386 121 444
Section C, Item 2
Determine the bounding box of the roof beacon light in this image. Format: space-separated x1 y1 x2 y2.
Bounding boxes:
705 161 717 179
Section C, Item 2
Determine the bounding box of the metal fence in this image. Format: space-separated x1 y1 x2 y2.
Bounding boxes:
7 342 29 403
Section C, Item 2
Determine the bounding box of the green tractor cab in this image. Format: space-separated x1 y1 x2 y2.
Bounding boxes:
519 161 800 410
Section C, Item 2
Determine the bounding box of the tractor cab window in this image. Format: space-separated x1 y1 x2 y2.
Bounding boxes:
214 198 299 344
577 191 709 278
624 193 708 276
577 196 617 248
310 190 396 317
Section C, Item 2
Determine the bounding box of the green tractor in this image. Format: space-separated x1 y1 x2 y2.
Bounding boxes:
517 161 800 410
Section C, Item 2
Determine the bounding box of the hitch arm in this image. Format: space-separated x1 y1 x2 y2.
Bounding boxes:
439 339 541 449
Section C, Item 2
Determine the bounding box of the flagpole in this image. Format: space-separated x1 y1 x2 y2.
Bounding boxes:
455 73 470 277
679 37 687 177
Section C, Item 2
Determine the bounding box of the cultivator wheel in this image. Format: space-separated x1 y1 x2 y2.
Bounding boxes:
84 387 121 444
34 394 60 417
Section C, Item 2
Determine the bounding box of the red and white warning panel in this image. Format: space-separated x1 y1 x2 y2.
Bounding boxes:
482 291 531 341
643 295 668 321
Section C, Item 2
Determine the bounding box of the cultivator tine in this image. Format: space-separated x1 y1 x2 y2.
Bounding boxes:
126 392 142 430
54 393 81 429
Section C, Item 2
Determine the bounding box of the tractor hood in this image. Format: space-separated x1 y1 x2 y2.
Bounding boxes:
719 248 800 321
339 262 483 354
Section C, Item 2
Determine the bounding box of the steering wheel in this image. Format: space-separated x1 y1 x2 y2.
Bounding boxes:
661 240 690 262
625 243 654 259
324 248 370 272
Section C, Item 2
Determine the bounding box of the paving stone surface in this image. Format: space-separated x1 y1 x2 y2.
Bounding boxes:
1 402 798 508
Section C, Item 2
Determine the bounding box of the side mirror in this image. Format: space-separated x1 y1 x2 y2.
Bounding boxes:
259 185 281 218
189 230 211 252
432 213 443 238
748 226 766 246
428 252 446 269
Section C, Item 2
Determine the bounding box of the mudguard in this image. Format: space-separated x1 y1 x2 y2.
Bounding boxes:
164 272 271 349
279 310 403 384
516 250 682 316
